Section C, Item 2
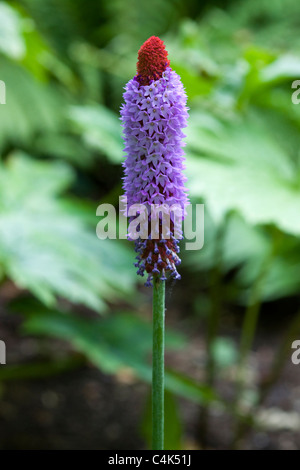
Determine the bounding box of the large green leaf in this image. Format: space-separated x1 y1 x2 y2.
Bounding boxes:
0 58 66 152
22 310 184 373
22 308 220 405
0 3 25 59
184 210 300 304
187 115 300 237
68 105 123 164
0 153 136 310
260 55 300 85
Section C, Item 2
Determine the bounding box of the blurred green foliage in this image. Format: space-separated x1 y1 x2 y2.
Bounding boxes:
0 0 300 450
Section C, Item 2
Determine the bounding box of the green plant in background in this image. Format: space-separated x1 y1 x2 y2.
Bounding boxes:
0 0 300 450
0 153 136 309
174 0 300 447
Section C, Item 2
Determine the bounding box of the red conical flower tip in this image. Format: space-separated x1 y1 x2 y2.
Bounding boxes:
136 36 170 85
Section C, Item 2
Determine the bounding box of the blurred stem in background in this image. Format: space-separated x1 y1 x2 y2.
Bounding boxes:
233 229 283 448
198 216 228 446
152 277 165 450
260 308 300 402
235 307 300 445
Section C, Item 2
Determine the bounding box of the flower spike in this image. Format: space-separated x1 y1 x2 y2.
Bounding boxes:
121 37 189 286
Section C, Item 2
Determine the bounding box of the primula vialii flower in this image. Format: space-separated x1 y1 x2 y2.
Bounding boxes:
121 36 189 286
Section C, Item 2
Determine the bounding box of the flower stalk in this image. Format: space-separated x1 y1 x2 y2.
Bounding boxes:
152 276 165 450
121 36 188 450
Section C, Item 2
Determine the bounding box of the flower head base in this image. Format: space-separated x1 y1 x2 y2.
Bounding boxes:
121 38 188 286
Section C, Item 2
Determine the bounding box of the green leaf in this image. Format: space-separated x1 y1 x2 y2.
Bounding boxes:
260 55 300 85
0 58 66 152
0 3 25 59
187 115 300 237
237 234 300 302
22 310 186 375
22 308 222 406
68 105 123 163
165 369 219 405
0 356 84 381
163 391 183 450
184 211 269 274
0 153 136 311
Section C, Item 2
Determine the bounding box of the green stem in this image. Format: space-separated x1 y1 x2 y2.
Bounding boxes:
236 232 281 395
238 278 265 380
152 277 165 450
233 308 300 446
232 230 282 448
260 308 300 403
198 218 225 445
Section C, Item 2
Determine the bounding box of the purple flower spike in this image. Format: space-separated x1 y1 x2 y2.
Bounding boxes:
121 36 189 286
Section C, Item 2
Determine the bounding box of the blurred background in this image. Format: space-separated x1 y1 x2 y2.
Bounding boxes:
0 0 300 450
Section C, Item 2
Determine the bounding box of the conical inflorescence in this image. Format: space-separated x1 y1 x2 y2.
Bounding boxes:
121 36 189 286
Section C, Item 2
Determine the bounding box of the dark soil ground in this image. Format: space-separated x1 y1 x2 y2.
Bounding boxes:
0 286 300 450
